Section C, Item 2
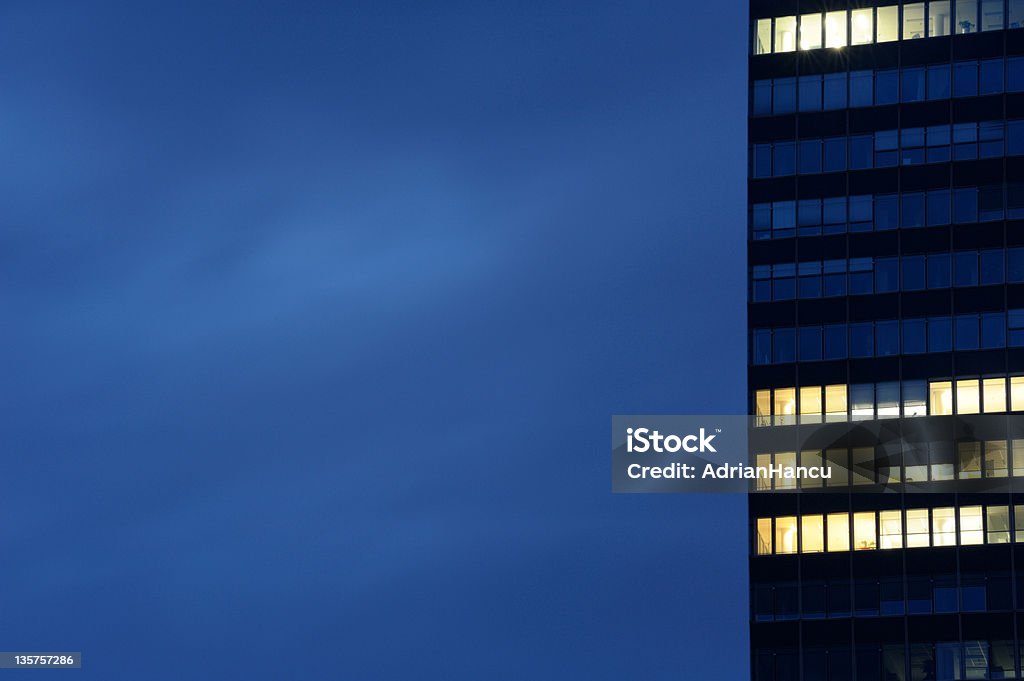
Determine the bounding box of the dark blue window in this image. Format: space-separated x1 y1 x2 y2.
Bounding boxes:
875 258 899 293
934 582 958 613
798 261 822 298
849 195 873 232
1008 248 1024 282
774 142 795 176
954 187 978 223
753 80 772 115
823 72 848 109
954 123 979 161
752 204 771 240
849 136 873 170
927 190 951 226
773 201 795 238
979 122 1005 158
1009 121 1024 155
954 252 979 287
773 77 796 114
850 323 874 357
799 327 823 361
954 60 979 97
874 130 899 167
773 328 796 363
849 258 874 294
753 145 771 177
900 128 925 165
880 580 905 616
980 249 1004 285
928 254 951 288
902 67 926 102
926 125 952 163
928 317 953 352
876 321 899 356
752 278 771 302
753 330 771 364
798 199 822 237
823 198 847 233
982 313 1006 348
799 75 822 111
1009 309 1024 346
823 138 847 172
875 194 899 230
979 185 1004 221
1010 181 1024 219
927 64 951 100
980 59 1004 94
903 319 927 354
902 193 925 227
875 69 898 105
799 140 822 174
955 315 980 350
960 583 986 612
903 255 926 290
824 260 847 296
773 263 796 300
851 70 874 106
1009 57 1024 92
824 324 847 359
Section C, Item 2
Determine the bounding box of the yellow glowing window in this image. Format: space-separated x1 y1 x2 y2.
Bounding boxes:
1011 377 1024 411
853 512 877 550
983 378 1006 413
851 8 874 44
906 509 930 548
960 506 984 545
775 15 797 53
800 13 823 50
756 518 772 554
825 384 847 421
877 5 899 41
775 452 797 490
933 507 956 546
800 386 822 424
930 381 953 415
827 512 850 552
879 510 903 549
755 390 771 427
755 453 773 491
985 441 1008 478
958 442 982 479
825 10 848 47
1015 505 1024 542
1014 440 1024 477
987 506 1010 543
774 388 796 426
755 18 773 55
956 379 980 415
903 2 926 38
776 516 798 554
800 450 823 489
929 0 953 35
802 515 824 553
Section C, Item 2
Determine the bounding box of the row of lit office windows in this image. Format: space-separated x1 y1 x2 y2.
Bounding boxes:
754 377 1024 426
755 505 1020 555
753 58 1024 116
752 185 1024 240
754 1 1024 55
752 248 1024 302
752 121 1024 178
756 642 1015 681
752 312 1024 365
754 440 1023 490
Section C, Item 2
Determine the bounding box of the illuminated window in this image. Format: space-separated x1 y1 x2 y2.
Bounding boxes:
982 0 1004 30
929 0 953 36
957 379 980 414
930 380 953 415
757 518 772 554
800 450 823 489
800 386 822 424
904 2 926 38
851 384 874 420
853 512 877 550
958 442 982 479
960 506 984 545
776 516 798 554
1014 440 1024 476
983 377 1007 413
903 380 927 416
988 506 1010 543
878 5 900 41
825 384 847 421
755 18 773 54
826 11 848 48
877 382 899 418
851 8 874 44
1011 377 1024 411
756 453 773 491
775 16 797 53
776 451 797 490
826 448 849 487
1016 505 1024 541
957 0 979 32
828 512 850 552
879 510 903 549
775 388 796 425
755 390 771 426
906 509 930 547
800 13 823 50
802 515 824 553
985 440 1008 478
933 507 956 546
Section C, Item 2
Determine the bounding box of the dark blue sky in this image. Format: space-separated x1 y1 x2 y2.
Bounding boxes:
0 1 748 678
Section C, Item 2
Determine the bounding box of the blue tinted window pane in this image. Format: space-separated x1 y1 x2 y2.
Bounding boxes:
875 258 899 292
774 278 796 300
875 69 899 105
823 138 847 172
774 142 796 176
753 280 771 301
850 323 874 357
851 70 874 107
773 201 796 231
824 72 848 109
954 60 979 97
876 321 899 356
774 328 796 363
799 327 823 361
824 324 847 359
849 195 873 225
1009 309 1024 346
927 190 951 225
1008 248 1024 282
928 254 952 288
902 68 926 102
799 75 823 111
754 145 772 177
954 187 978 223
774 78 796 114
927 64 951 99
754 330 772 364
823 198 847 227
875 130 899 167
799 273 822 299
928 317 953 352
849 258 873 294
849 136 873 170
979 185 1004 221
1009 57 1024 92
753 80 773 115
903 318 927 353
980 59 1004 94
955 315 980 350
875 194 899 230
980 249 1004 284
902 193 925 227
903 255 926 290
954 251 979 287
982 313 1006 348
1009 121 1024 155
824 273 846 297
799 140 822 174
